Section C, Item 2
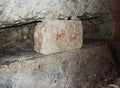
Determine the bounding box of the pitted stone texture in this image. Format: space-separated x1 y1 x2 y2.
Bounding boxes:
0 0 112 27
0 23 35 49
0 42 113 88
0 0 84 27
83 18 114 39
34 20 83 54
111 0 120 39
111 41 120 63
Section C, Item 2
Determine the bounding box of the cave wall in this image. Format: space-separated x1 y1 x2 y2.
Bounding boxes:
111 0 120 40
0 0 120 88
0 0 116 48
0 23 35 49
0 0 112 27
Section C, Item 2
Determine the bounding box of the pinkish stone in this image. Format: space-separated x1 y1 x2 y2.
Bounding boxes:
34 20 83 54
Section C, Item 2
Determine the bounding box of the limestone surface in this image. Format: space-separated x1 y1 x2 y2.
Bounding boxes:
0 41 113 88
34 20 83 54
0 23 35 49
0 0 112 28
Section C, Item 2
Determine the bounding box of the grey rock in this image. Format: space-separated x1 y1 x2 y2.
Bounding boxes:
0 23 35 49
0 0 112 27
83 17 114 39
0 41 113 88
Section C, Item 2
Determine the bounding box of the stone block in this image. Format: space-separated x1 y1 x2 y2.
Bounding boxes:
34 20 83 54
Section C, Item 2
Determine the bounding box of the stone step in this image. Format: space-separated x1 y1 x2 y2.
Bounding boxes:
0 41 113 88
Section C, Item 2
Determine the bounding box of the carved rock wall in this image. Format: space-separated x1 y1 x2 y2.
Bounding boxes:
0 0 112 28
0 23 36 49
0 42 113 88
34 20 83 54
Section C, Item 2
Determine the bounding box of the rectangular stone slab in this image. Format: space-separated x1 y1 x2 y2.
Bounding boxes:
34 20 83 54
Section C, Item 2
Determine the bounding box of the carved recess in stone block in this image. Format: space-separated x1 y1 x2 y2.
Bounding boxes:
34 20 83 54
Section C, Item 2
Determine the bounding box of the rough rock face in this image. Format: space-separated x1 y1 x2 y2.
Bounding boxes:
83 18 114 39
0 23 35 49
34 20 83 54
0 42 113 88
111 41 120 63
111 0 120 39
0 0 112 28
81 0 114 39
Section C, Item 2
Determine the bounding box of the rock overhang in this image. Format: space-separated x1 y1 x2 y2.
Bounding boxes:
0 0 112 28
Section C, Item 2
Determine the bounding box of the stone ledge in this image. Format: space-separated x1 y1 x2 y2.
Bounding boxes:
0 41 113 88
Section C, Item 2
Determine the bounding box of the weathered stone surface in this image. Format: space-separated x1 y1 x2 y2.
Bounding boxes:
34 20 83 54
81 0 120 40
0 23 35 49
0 41 113 88
83 18 114 39
111 41 120 63
0 0 112 27
111 0 120 39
